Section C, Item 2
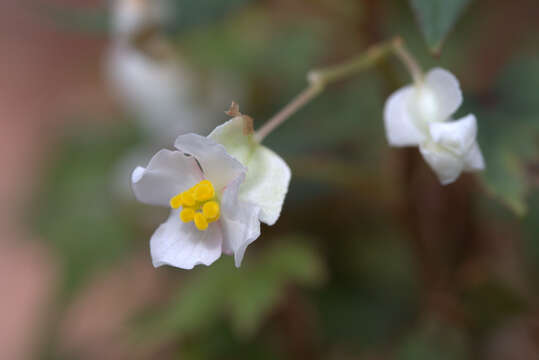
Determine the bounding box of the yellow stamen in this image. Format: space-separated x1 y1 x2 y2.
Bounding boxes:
169 194 183 209
170 180 220 231
202 201 220 221
180 208 195 223
180 191 196 207
194 180 215 202
194 213 209 231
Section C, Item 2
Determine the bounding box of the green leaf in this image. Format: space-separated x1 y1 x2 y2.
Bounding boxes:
31 123 141 297
522 191 539 283
168 0 255 34
395 320 469 360
135 237 326 343
228 241 324 336
409 0 470 53
317 230 419 350
178 9 326 83
480 145 528 215
477 57 539 215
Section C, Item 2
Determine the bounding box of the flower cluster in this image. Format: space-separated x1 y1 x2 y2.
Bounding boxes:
384 68 484 184
132 67 485 270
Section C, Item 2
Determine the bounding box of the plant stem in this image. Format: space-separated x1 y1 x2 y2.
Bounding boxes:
254 36 420 142
307 38 397 87
254 84 323 143
392 37 423 85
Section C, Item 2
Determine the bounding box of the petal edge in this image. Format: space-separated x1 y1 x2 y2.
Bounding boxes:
131 149 202 206
384 86 426 146
150 210 223 269
424 67 463 121
174 133 246 191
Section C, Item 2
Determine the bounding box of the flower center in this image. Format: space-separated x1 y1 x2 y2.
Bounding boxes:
169 180 220 231
411 87 441 131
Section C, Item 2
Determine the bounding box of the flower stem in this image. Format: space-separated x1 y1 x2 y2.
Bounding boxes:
254 36 420 142
307 39 397 87
254 84 323 143
392 36 423 85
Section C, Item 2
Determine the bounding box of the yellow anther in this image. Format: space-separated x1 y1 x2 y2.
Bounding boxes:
180 191 196 207
199 180 212 187
194 180 215 202
169 194 183 209
202 201 220 221
179 208 195 223
169 180 220 231
194 213 209 231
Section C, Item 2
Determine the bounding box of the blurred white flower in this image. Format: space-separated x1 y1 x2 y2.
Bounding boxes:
111 0 170 37
107 44 211 141
384 67 485 184
107 0 242 143
131 117 291 269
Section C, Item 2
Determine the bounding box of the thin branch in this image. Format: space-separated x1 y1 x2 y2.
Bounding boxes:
392 37 423 85
254 84 323 143
254 38 397 142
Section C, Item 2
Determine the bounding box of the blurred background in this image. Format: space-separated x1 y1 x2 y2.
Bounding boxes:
1 0 539 359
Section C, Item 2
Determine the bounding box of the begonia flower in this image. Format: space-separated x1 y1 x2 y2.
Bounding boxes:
131 117 291 269
384 67 485 184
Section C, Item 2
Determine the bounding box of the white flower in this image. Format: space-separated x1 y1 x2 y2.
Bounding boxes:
384 68 485 184
107 45 212 141
112 0 171 37
131 117 291 269
107 0 244 143
107 0 214 142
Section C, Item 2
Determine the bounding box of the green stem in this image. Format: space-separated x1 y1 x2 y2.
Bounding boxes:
307 38 397 87
254 84 323 143
392 37 423 85
254 36 420 142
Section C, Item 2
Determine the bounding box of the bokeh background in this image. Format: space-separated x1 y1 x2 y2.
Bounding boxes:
2 0 539 359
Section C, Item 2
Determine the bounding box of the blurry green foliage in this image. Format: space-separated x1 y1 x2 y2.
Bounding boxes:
32 123 141 297
460 278 528 332
477 57 539 215
318 229 419 351
523 190 539 283
394 320 470 360
168 0 256 34
178 8 327 86
177 321 283 360
409 0 471 54
136 238 326 344
36 0 256 35
266 73 385 157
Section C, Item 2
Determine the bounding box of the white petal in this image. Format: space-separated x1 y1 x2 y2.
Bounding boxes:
131 149 203 206
429 114 477 156
220 174 261 267
174 134 246 191
209 117 291 225
239 146 290 225
419 141 464 185
208 117 253 164
464 143 485 171
424 68 463 121
112 0 170 36
107 44 219 143
384 86 426 146
150 210 223 269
